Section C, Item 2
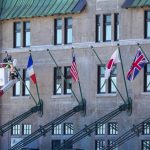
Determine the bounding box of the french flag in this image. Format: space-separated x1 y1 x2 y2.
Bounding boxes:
27 55 37 84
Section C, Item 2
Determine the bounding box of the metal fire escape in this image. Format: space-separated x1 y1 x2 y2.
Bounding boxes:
55 103 130 150
9 101 86 150
103 117 150 150
10 49 86 150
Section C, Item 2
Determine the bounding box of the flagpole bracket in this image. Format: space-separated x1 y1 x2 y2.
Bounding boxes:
80 98 86 117
126 97 132 116
38 99 43 117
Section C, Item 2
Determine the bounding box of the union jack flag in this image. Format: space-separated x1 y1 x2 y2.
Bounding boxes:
127 48 148 81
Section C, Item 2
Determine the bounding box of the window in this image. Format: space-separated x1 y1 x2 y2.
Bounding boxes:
103 15 111 42
22 69 30 96
108 122 118 135
11 125 21 135
97 66 106 93
145 11 150 39
54 18 62 45
54 67 62 95
95 140 105 150
64 123 73 135
23 124 32 135
144 64 150 92
52 140 61 150
108 67 117 93
142 140 150 150
143 122 150 135
54 67 72 95
13 69 30 96
96 15 101 42
23 21 30 47
14 21 30 48
96 123 105 135
14 22 21 48
114 13 119 41
65 17 72 44
64 67 72 94
52 124 62 135
97 66 117 94
108 140 118 150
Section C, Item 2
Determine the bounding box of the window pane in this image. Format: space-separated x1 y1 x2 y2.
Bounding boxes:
54 67 62 95
23 124 32 135
104 15 111 42
53 124 62 135
25 32 30 46
108 122 118 135
55 19 62 45
106 25 111 41
64 123 73 135
15 81 21 96
57 29 62 44
110 76 117 93
142 140 150 150
143 123 150 135
144 64 150 92
67 28 72 43
16 33 21 47
25 80 30 95
100 77 106 93
108 140 118 150
147 22 150 38
14 22 21 48
147 64 150 72
64 67 72 94
95 140 105 150
96 123 105 135
98 66 106 93
96 15 101 42
12 125 21 135
65 17 72 44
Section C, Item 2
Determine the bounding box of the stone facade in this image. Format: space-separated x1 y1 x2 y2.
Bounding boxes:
0 0 150 150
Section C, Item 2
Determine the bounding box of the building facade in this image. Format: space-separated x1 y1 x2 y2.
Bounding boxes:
0 0 150 150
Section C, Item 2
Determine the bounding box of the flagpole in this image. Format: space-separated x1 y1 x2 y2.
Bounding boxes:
117 44 129 103
72 47 84 102
47 49 80 105
91 46 104 65
91 46 126 104
137 43 150 62
29 50 41 104
15 67 38 105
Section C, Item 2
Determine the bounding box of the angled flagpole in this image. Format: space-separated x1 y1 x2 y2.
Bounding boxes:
137 43 150 62
47 49 80 105
117 44 130 103
28 50 41 104
4 51 38 106
14 68 38 105
71 47 84 103
90 46 126 104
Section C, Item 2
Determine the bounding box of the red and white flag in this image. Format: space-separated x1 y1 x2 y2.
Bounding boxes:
104 49 120 79
70 52 79 82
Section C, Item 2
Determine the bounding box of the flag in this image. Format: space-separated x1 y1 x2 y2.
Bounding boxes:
27 55 37 84
104 49 120 79
127 48 148 81
70 53 79 82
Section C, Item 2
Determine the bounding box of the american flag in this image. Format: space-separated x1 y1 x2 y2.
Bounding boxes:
70 53 79 82
127 48 148 81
